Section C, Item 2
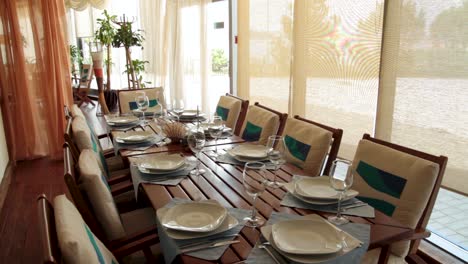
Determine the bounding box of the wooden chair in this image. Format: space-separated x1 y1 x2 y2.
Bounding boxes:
37 194 160 264
215 93 249 136
62 144 160 261
280 115 343 176
72 64 95 107
238 102 288 145
355 134 447 264
118 87 165 114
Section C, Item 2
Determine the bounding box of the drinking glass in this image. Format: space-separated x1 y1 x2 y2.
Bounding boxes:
135 92 149 125
328 159 354 225
172 99 185 122
187 127 206 176
242 162 268 227
208 116 224 158
266 135 286 188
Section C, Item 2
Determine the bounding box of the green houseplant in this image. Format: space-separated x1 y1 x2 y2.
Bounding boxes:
69 44 83 85
95 10 116 91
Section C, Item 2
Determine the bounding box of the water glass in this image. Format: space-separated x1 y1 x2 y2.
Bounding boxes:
208 116 224 158
242 162 268 227
187 127 206 176
266 135 286 188
328 159 354 225
135 92 149 124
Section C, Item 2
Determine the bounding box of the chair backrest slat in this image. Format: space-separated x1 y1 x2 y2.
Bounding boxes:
37 194 60 264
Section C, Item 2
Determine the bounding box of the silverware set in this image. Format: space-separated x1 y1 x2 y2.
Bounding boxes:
178 234 240 253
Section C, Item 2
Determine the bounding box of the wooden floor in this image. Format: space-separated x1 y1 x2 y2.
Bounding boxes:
0 158 66 263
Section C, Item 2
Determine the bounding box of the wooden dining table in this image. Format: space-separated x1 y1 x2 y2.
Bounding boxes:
111 122 414 264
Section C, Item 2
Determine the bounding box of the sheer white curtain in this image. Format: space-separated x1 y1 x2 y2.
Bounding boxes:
139 0 212 114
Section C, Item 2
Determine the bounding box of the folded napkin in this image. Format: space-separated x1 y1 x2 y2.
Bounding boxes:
281 175 375 218
156 198 250 264
245 212 370 264
129 163 195 200
113 135 163 156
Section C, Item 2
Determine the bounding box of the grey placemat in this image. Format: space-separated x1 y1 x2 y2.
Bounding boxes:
245 212 370 264
281 175 375 218
129 163 195 200
113 135 163 155
156 198 250 264
215 153 276 169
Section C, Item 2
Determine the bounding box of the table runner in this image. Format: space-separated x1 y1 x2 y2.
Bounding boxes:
156 198 250 264
245 212 370 264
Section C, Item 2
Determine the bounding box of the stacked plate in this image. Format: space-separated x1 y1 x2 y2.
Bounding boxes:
285 177 359 205
176 110 206 122
260 214 362 263
157 202 239 239
114 131 155 144
137 154 188 175
106 116 140 127
199 123 233 138
226 144 269 162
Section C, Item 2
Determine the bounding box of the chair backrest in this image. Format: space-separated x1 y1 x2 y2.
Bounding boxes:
37 194 61 264
239 102 288 145
225 94 249 136
118 87 166 114
80 64 94 89
63 144 107 243
64 117 80 162
354 134 447 255
280 115 343 176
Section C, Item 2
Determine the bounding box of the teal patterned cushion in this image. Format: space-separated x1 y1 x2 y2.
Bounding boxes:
284 135 311 162
242 122 262 141
356 161 407 216
84 224 118 264
216 106 230 121
129 99 158 110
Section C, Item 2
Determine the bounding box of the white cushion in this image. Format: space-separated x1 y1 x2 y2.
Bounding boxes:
240 105 280 145
72 116 93 151
70 104 86 119
78 150 126 241
282 118 333 176
361 248 407 264
54 194 119 264
119 87 165 114
352 139 440 257
216 95 242 130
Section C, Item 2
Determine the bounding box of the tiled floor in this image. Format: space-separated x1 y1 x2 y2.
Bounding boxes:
428 188 468 250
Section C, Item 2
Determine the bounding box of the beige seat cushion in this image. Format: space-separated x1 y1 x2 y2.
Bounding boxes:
119 87 165 114
352 139 440 257
79 149 126 241
282 118 333 176
361 248 407 264
216 95 242 130
70 104 86 119
240 105 280 145
54 195 119 264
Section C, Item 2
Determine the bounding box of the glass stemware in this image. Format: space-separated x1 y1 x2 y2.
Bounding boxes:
172 99 185 122
328 159 354 225
187 127 206 176
208 116 224 158
135 92 149 125
266 135 286 188
242 162 268 227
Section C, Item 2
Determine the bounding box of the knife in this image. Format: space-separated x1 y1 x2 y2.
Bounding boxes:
179 234 240 249
180 240 240 254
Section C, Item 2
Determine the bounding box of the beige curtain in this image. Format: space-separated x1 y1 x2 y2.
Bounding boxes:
0 0 73 161
140 0 217 114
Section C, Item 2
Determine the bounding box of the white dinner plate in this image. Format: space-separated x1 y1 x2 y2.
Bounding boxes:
179 110 206 118
261 214 363 263
107 116 140 125
114 131 153 143
138 163 189 175
271 219 342 255
160 202 228 232
227 144 268 159
283 182 357 205
138 154 186 172
157 207 239 240
295 177 359 201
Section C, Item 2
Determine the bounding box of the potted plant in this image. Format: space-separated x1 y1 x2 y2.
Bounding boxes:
69 45 83 86
123 59 151 88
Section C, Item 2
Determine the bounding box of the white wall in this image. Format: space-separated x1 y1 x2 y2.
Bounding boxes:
0 108 9 183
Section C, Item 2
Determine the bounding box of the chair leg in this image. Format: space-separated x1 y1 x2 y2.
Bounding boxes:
377 245 391 264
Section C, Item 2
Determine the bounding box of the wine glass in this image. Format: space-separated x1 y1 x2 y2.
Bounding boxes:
187 127 206 176
266 135 286 188
328 159 354 225
172 99 185 122
135 92 149 125
242 162 268 227
208 116 224 158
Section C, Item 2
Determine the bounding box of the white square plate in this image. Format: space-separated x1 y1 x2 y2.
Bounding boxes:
161 202 228 232
114 131 153 143
295 177 359 201
227 144 269 159
138 154 186 171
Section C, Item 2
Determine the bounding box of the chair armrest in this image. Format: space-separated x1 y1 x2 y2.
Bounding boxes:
108 173 131 185
405 254 427 264
111 181 133 196
109 226 158 251
407 228 431 241
98 133 109 139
